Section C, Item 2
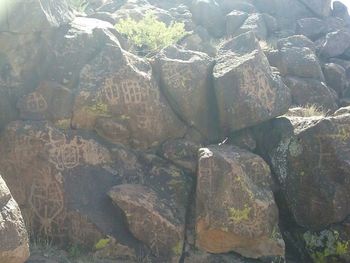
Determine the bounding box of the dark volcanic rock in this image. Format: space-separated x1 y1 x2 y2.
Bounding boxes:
264 112 350 229
213 32 291 133
0 175 30 263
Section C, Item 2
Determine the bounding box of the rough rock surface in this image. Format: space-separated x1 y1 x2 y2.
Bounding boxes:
154 45 217 140
263 111 350 228
213 32 291 133
0 175 30 263
196 145 285 258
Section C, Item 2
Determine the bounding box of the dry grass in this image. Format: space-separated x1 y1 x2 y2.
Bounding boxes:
285 105 327 118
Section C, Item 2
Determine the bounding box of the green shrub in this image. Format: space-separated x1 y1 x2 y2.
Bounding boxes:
115 13 187 55
67 0 89 12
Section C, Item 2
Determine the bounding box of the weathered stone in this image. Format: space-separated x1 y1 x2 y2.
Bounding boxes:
299 0 331 17
0 175 30 263
218 0 257 14
262 13 278 35
213 32 291 133
0 0 74 33
283 76 338 111
153 45 217 140
72 43 186 149
17 81 74 121
191 0 225 37
323 63 347 97
226 11 248 36
251 0 313 30
276 36 324 81
108 153 193 261
184 249 264 263
43 17 120 86
109 184 184 261
332 1 349 20
196 145 285 258
160 139 200 173
235 13 268 40
0 121 130 248
265 112 350 228
296 18 327 40
317 30 350 58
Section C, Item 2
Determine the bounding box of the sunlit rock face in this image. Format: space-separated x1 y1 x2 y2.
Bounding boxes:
213 32 291 134
195 145 285 259
2 0 350 262
0 175 30 263
260 111 350 229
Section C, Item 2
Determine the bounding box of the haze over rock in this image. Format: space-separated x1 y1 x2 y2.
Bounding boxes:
1 0 350 262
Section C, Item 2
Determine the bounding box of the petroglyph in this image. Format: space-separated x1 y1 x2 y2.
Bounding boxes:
25 92 48 113
29 166 65 236
241 64 276 112
162 63 193 91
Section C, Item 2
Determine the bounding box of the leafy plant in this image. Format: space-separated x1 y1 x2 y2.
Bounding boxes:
115 13 187 55
67 0 89 12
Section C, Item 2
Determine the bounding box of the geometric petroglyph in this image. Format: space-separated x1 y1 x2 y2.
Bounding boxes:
48 133 111 171
162 63 193 91
29 166 65 237
241 64 276 112
25 92 48 113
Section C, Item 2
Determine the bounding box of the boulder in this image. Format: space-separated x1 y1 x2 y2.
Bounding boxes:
332 1 349 20
296 18 327 40
317 30 350 58
196 145 285 258
0 175 30 263
218 0 257 14
17 81 74 121
191 0 225 38
160 139 200 173
0 0 74 33
283 76 338 111
323 63 347 97
275 36 324 81
213 32 291 133
109 185 184 261
299 0 331 17
235 13 268 40
0 121 137 249
153 45 217 140
72 43 186 149
43 17 120 86
264 112 350 228
109 153 193 261
226 11 248 36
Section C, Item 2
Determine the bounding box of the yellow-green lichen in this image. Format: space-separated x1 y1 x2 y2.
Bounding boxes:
172 241 183 256
289 139 303 157
229 204 251 223
94 238 111 250
54 119 71 130
303 230 349 263
83 102 112 117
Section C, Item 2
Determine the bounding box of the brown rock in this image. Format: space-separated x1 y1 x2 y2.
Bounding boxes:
0 175 30 263
266 112 350 228
153 45 217 140
72 43 186 149
283 76 338 111
108 184 184 261
196 145 285 258
214 31 291 133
